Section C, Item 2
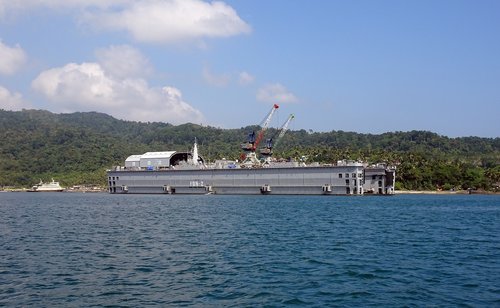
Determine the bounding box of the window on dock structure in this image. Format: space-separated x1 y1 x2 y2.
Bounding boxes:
339 174 342 178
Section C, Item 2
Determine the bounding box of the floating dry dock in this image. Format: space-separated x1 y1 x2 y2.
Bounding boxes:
107 105 395 195
107 153 395 195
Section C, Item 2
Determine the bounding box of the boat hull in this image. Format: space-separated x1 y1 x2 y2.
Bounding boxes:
28 188 64 192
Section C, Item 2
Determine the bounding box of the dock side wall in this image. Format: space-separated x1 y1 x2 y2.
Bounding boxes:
107 166 365 195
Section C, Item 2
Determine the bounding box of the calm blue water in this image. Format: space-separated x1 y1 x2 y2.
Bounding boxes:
0 193 499 307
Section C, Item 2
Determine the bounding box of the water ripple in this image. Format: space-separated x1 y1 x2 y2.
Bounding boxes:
0 193 499 306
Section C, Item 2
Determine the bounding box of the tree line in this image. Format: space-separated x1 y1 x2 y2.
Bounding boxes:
0 109 498 191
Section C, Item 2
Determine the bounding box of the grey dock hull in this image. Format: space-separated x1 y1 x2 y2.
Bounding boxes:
107 165 394 195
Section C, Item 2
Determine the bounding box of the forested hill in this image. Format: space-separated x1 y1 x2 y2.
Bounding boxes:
1 109 499 190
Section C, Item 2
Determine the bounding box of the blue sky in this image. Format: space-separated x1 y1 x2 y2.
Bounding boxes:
0 0 499 137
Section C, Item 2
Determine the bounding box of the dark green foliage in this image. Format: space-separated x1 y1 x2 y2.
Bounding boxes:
0 109 498 190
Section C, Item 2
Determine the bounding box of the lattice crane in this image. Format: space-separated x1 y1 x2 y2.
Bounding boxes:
240 104 279 166
260 114 295 157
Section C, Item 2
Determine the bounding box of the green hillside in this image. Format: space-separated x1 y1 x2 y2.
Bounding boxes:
1 109 499 191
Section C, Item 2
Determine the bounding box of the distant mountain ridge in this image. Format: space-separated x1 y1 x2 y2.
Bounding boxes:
1 109 499 190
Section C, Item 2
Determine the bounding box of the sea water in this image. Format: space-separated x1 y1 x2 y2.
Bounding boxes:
0 193 499 306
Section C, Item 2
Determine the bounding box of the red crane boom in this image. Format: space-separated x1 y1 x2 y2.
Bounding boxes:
254 104 279 150
241 103 279 152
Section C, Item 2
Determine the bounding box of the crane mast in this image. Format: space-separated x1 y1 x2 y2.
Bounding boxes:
255 103 279 150
240 104 279 166
241 104 279 152
260 114 295 157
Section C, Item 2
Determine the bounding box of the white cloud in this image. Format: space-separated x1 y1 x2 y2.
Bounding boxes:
95 45 152 79
0 0 251 44
257 83 298 103
31 62 204 124
0 40 27 75
202 66 230 87
238 71 254 85
0 86 31 110
85 0 251 43
32 63 115 108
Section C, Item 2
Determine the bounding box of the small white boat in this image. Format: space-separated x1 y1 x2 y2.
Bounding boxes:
29 179 64 192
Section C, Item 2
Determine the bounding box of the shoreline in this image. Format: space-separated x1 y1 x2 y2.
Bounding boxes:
395 190 499 195
2 189 498 195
